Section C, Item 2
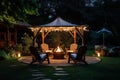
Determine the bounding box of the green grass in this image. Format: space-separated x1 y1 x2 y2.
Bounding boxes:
0 57 120 80
0 48 120 80
64 57 120 80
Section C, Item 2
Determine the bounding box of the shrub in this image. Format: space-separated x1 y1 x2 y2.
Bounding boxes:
0 50 11 60
9 49 21 58
21 33 33 55
14 44 22 52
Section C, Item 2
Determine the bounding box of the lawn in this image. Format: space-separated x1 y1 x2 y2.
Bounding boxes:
0 56 120 80
64 57 120 80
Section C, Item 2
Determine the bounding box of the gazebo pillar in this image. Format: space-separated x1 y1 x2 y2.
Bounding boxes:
81 36 84 46
32 28 39 47
76 27 85 46
33 34 36 47
42 29 45 43
81 27 85 46
73 30 76 43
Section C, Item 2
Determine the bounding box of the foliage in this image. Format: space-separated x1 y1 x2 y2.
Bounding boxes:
14 44 22 52
21 33 33 55
46 32 73 48
9 49 21 58
22 33 33 45
0 50 11 59
0 0 40 24
0 0 120 36
38 0 120 37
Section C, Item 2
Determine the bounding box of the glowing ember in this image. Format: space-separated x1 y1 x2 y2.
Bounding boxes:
54 46 63 52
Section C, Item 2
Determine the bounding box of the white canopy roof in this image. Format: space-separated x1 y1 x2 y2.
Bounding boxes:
41 17 77 27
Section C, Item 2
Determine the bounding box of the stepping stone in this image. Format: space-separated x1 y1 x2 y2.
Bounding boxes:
33 77 44 80
57 79 63 80
30 69 39 72
55 68 63 70
9 65 17 67
32 74 46 76
53 67 69 76
55 71 66 73
53 73 69 76
34 72 42 74
41 79 51 80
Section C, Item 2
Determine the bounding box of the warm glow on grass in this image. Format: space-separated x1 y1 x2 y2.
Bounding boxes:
18 52 21 58
97 52 100 57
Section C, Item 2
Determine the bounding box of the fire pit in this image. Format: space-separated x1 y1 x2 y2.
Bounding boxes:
53 46 65 59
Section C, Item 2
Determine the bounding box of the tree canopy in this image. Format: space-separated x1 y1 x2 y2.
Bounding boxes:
0 0 120 36
0 0 40 24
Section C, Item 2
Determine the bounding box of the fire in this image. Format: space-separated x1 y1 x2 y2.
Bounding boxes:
54 46 63 52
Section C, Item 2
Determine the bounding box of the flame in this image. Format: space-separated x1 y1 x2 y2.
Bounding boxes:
55 46 63 52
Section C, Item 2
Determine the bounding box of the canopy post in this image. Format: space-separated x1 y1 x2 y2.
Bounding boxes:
33 32 36 47
33 37 36 47
81 27 86 46
74 29 76 43
32 29 37 47
33 28 42 47
68 31 74 38
76 27 84 46
42 29 45 43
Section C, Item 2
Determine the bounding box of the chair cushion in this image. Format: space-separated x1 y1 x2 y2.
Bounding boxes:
67 50 74 52
46 50 53 53
70 53 77 59
40 54 47 60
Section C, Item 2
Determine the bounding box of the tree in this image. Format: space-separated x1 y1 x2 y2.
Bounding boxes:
0 0 40 25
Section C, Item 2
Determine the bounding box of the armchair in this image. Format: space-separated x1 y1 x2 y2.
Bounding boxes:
68 46 88 65
67 43 78 53
29 46 50 64
41 43 53 53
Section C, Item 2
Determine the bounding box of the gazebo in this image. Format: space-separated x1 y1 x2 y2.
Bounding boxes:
29 17 88 47
18 19 102 65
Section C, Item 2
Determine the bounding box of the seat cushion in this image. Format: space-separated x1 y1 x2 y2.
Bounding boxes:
70 53 77 59
40 54 47 60
67 50 74 52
